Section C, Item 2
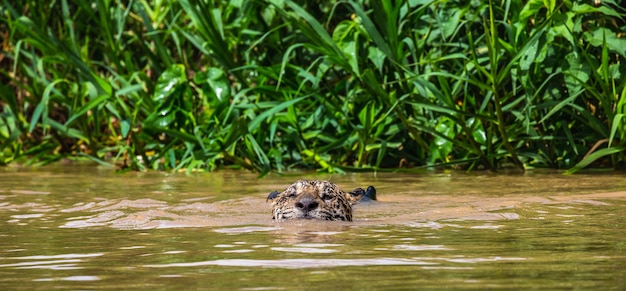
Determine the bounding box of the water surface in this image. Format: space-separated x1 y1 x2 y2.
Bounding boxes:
1 165 624 289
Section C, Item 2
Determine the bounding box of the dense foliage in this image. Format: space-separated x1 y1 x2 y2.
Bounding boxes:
1 0 625 174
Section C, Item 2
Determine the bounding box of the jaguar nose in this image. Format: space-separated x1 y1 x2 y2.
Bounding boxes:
295 197 319 213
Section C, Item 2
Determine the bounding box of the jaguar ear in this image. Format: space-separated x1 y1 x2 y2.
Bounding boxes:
347 188 366 204
266 191 280 202
364 186 377 201
348 186 377 204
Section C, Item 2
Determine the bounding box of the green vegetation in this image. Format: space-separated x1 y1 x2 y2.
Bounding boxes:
1 0 625 174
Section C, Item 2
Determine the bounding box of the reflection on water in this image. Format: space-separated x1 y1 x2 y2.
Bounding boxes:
144 258 438 268
0 165 625 289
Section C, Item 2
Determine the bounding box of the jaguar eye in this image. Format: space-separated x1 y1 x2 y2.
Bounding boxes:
321 194 333 200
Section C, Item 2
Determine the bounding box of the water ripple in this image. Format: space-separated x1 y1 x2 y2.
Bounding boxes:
144 258 436 269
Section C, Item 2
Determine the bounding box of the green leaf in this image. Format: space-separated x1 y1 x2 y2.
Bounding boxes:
584 28 626 57
47 119 89 142
565 146 626 174
247 96 307 132
345 2 394 61
153 64 186 103
65 94 110 126
572 3 625 19
121 119 131 139
608 114 625 147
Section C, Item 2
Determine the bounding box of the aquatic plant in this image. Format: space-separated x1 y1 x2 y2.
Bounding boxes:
1 0 624 174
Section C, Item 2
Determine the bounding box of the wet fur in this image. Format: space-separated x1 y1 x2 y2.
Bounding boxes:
266 180 368 221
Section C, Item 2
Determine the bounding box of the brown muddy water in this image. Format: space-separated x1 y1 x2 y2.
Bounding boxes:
1 165 625 290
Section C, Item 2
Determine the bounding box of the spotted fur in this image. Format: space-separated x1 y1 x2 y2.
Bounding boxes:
266 180 371 221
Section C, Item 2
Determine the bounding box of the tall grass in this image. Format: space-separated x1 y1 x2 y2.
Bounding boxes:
1 0 625 174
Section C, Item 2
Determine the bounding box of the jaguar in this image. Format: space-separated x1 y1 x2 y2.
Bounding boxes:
266 180 376 221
